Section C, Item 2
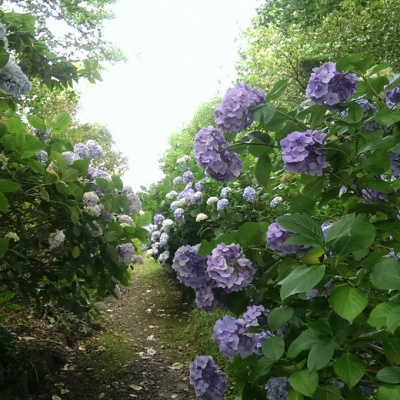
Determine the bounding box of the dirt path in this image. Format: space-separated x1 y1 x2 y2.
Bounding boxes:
30 261 198 400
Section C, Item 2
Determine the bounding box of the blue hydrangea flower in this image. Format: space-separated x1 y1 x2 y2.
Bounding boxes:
265 377 291 400
216 199 229 211
390 152 400 176
195 181 205 191
183 170 194 184
215 82 266 133
0 60 32 96
36 150 48 166
173 176 184 185
74 143 90 158
86 139 104 159
62 151 80 167
119 214 134 226
190 191 203 204
116 243 135 263
270 196 283 208
122 186 142 214
189 356 227 400
243 186 256 202
385 74 400 108
173 207 185 223
281 130 328 176
153 213 165 225
220 187 231 198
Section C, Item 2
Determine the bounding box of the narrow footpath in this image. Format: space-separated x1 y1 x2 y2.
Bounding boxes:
31 260 198 400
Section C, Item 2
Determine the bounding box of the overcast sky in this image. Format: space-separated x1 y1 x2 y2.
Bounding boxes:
77 0 263 190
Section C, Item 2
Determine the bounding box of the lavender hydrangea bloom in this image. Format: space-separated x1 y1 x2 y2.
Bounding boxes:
281 130 328 176
162 218 173 231
122 186 142 214
62 151 80 167
193 126 242 183
153 213 165 225
206 196 219 205
151 230 161 242
119 214 134 226
74 143 90 158
36 150 48 165
206 243 256 292
265 377 291 400
116 242 135 263
243 305 269 328
385 74 400 108
215 82 266 133
173 207 185 223
195 286 226 312
306 62 358 106
183 170 194 184
189 356 227 400
86 139 104 159
362 189 389 204
216 199 229 211
267 222 309 256
0 59 32 96
270 196 283 208
195 181 205 191
0 23 9 50
173 176 183 185
220 187 231 198
190 191 203 204
172 244 209 289
170 200 183 211
390 152 400 176
243 186 256 202
166 190 178 199
159 232 169 247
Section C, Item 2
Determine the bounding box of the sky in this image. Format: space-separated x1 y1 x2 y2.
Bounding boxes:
77 0 263 190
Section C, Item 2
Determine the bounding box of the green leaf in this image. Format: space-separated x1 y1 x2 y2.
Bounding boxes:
289 195 316 215
250 356 272 382
254 103 276 126
27 115 46 131
333 353 365 389
313 385 342 400
386 305 400 334
0 192 8 212
277 214 323 243
377 367 400 384
267 79 289 101
287 390 304 400
262 336 285 362
287 330 319 358
383 339 400 365
0 48 9 69
134 212 152 227
368 302 397 328
377 385 400 400
347 102 364 123
255 155 272 187
279 264 326 300
330 287 368 324
325 214 356 243
52 112 71 132
289 370 318 397
375 108 400 127
371 258 400 290
236 222 267 248
104 231 118 242
268 306 294 332
0 238 9 258
112 175 124 191
307 341 335 371
0 179 21 193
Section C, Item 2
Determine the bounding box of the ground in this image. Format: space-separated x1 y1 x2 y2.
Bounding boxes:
1 261 200 400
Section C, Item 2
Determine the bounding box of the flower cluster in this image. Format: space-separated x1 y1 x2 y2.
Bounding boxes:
119 214 134 226
267 221 309 256
36 150 48 166
265 377 292 400
83 191 101 216
306 62 358 106
116 242 135 263
385 74 400 108
215 82 266 133
281 130 328 176
361 188 389 204
62 140 104 168
173 207 185 223
390 152 400 176
189 356 227 400
216 198 229 211
122 186 142 214
243 186 256 202
270 196 283 208
48 230 65 250
144 214 171 267
193 126 242 183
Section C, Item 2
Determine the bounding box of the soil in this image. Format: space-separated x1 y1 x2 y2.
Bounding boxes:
2 262 198 400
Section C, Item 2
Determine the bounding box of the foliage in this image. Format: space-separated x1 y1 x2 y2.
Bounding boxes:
146 54 400 399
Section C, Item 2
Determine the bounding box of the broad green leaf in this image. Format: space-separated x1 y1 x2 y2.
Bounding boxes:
253 102 276 126
375 108 400 127
279 264 326 300
383 339 400 365
112 175 124 191
237 222 267 248
330 287 368 324
289 370 318 397
386 305 400 334
287 330 319 358
255 155 272 187
134 211 152 227
371 258 400 290
277 214 323 243
0 192 8 212
301 246 325 265
377 385 400 400
267 79 289 101
333 353 365 389
313 385 342 400
52 112 71 132
377 367 400 384
307 341 335 371
268 306 294 332
0 48 9 69
325 214 356 243
27 115 46 131
0 179 21 193
262 336 285 362
346 102 364 123
368 302 397 328
0 238 9 258
250 356 272 382
105 231 118 242
287 390 304 400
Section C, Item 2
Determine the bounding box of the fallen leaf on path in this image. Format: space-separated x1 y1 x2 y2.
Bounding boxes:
78 346 86 351
168 362 184 370
171 395 178 399
52 396 61 400
60 389 70 394
129 384 143 391
98 394 105 399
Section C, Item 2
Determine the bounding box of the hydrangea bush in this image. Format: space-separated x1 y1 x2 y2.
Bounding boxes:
146 54 400 399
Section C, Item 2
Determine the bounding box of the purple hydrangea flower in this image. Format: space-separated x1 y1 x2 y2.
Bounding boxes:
361 189 389 204
173 176 183 185
86 139 104 159
151 230 161 242
119 214 134 226
206 243 256 292
195 181 205 191
122 186 142 214
385 74 400 108
306 62 359 106
183 170 194 184
173 207 185 223
195 286 226 312
215 82 266 133
243 305 269 328
74 143 90 158
193 126 242 183
172 244 209 289
267 222 309 256
220 187 231 198
170 200 183 211
189 356 227 400
216 199 229 211
36 150 48 165
265 377 291 400
116 242 135 263
270 196 283 208
190 191 203 204
390 152 400 176
281 130 328 176
0 60 32 96
243 186 256 202
153 213 165 225
162 218 173 231
62 151 80 167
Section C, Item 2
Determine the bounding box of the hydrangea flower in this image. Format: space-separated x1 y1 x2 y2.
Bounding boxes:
270 196 283 208
265 377 291 400
306 62 359 106
36 150 48 166
189 356 227 400
74 143 90 158
99 204 114 221
267 222 309 256
153 213 165 225
206 196 219 205
35 129 50 143
83 191 100 206
86 139 104 159
0 59 32 96
243 305 269 328
172 176 183 185
206 243 256 292
216 199 229 211
5 232 19 241
215 82 266 133
384 74 400 108
177 155 191 164
0 23 9 49
193 126 242 183
196 213 208 222
281 130 328 176
159 232 169 247
62 151 80 167
190 191 203 204
151 230 161 242
116 242 135 263
390 152 400 176
173 207 185 223
166 190 178 199
195 286 226 312
119 214 134 226
162 218 174 232
243 186 256 202
84 204 101 217
183 170 194 184
195 181 205 191
220 187 231 198
157 250 170 265
122 186 142 214
170 200 184 211
48 230 65 249
362 189 389 204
